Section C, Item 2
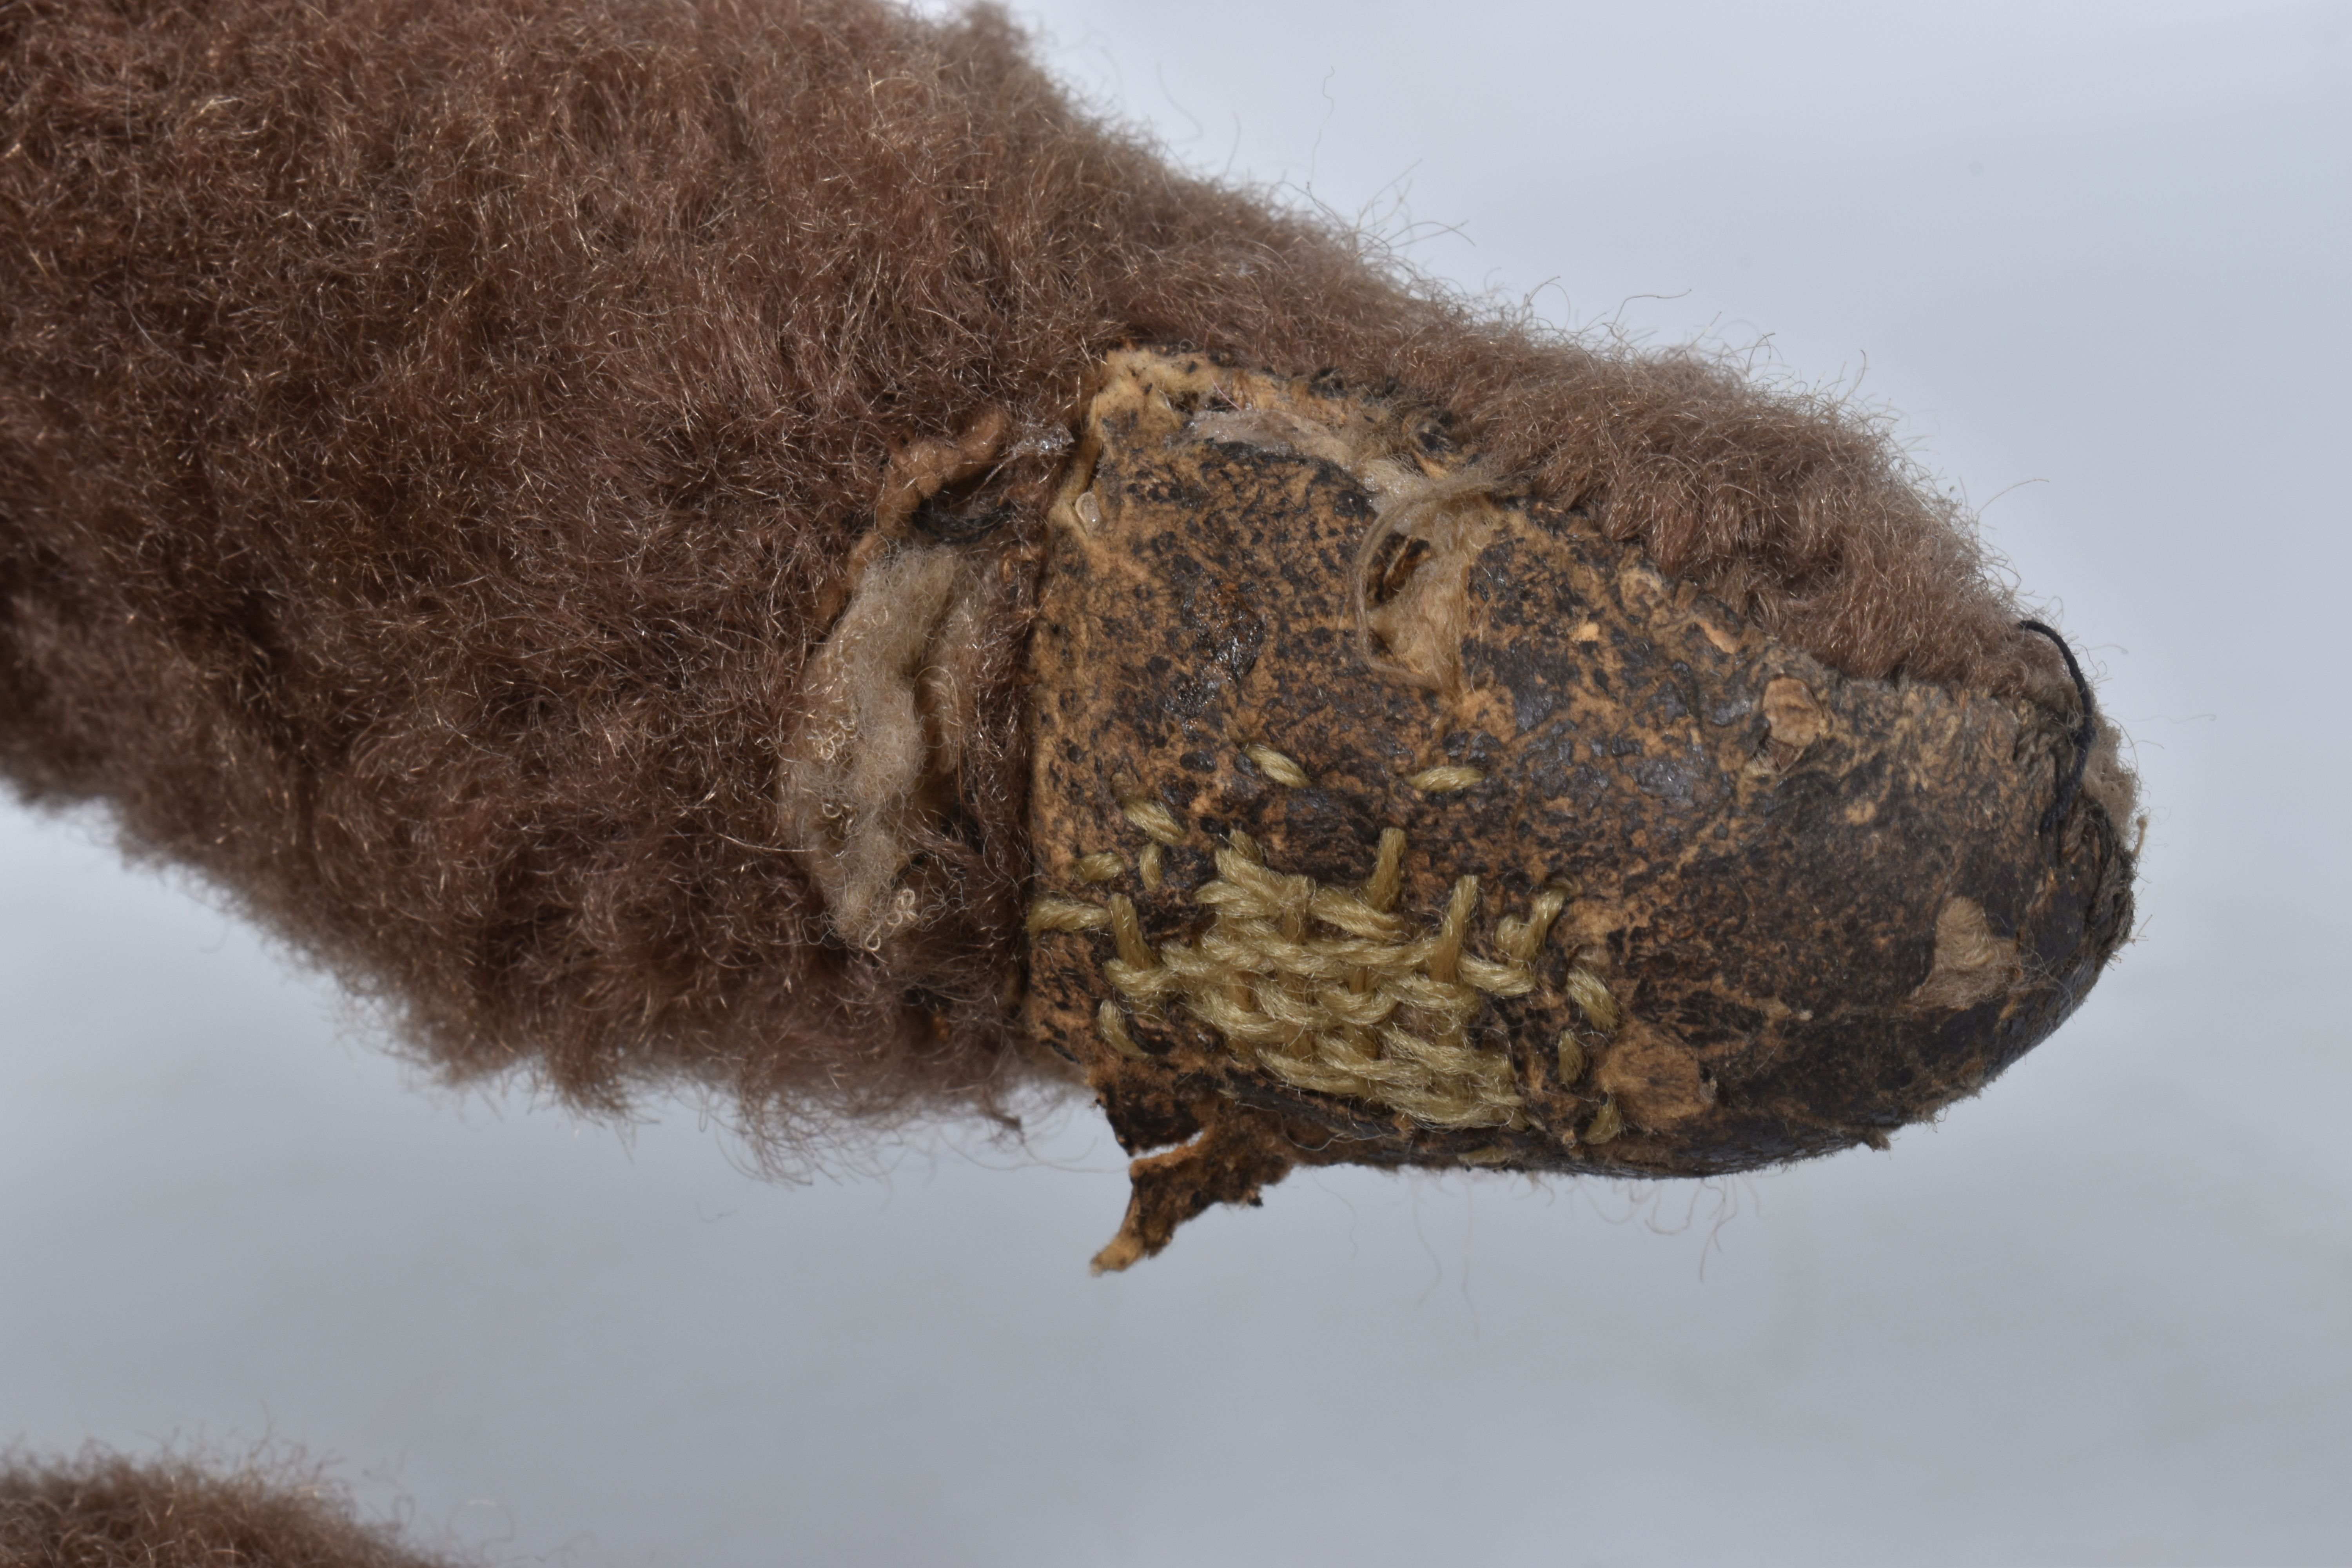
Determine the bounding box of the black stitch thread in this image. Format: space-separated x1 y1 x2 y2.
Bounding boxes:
2020 619 2096 835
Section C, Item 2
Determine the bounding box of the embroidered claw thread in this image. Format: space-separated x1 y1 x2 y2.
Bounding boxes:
1102 830 1561 1128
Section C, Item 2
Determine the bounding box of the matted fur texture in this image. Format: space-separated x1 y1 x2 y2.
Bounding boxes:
0 0 2064 1144
0 1449 457 1568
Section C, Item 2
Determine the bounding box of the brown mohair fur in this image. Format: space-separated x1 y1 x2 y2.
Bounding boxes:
0 1449 458 1568
0 0 2064 1142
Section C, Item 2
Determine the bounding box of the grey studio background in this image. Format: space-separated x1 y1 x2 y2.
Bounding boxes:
4 2 2348 1564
